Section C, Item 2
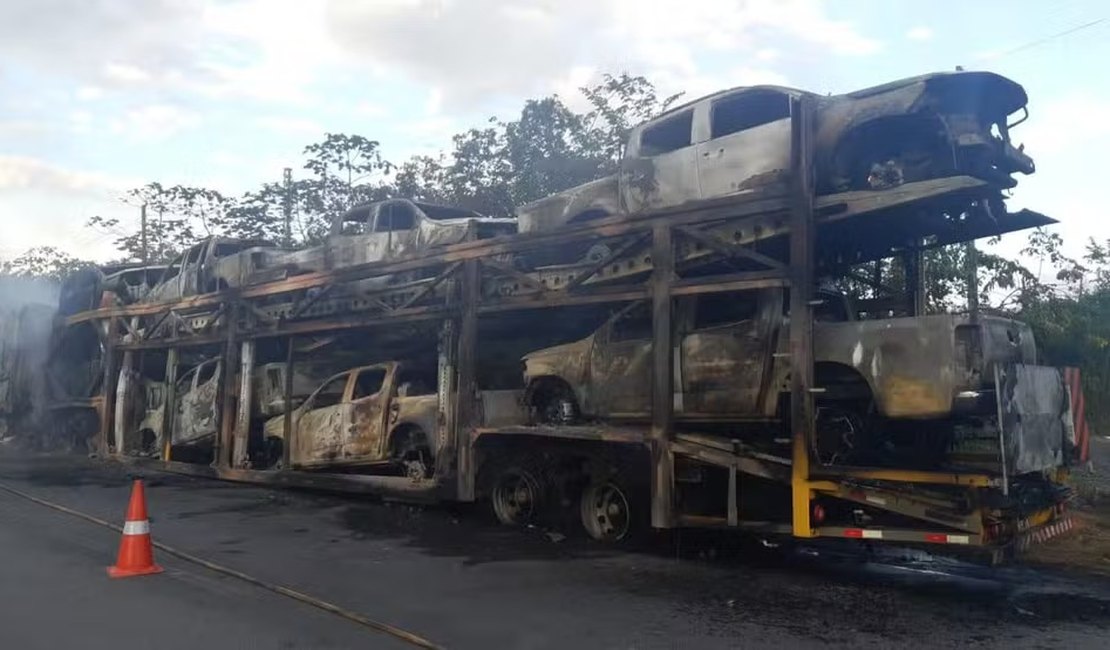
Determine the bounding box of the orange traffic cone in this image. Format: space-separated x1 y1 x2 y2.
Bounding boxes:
107 479 163 578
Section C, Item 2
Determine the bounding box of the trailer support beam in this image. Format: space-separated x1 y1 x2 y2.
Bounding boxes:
232 339 255 468
650 223 675 529
789 95 817 538
455 259 480 502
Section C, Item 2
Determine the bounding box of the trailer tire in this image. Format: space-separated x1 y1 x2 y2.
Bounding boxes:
579 474 645 544
490 462 548 527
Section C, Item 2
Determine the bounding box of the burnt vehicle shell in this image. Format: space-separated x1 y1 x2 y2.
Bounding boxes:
145 237 277 303
171 358 221 447
521 289 1038 427
274 198 516 277
252 361 341 418
262 362 439 472
516 71 1034 234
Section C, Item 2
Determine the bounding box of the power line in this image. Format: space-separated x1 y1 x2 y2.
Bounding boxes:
993 17 1106 59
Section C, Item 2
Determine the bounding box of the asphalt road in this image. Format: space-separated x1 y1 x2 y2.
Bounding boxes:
1 449 1109 649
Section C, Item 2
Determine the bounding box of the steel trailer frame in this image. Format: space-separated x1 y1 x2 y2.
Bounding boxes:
65 97 1068 556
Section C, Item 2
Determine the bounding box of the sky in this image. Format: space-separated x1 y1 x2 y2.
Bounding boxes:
0 0 1107 264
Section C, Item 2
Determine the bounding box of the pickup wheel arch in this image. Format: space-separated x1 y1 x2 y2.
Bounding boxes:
827 114 953 192
388 423 434 478
526 376 581 425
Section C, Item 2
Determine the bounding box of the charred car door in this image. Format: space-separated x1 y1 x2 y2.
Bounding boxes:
171 359 221 446
621 108 701 214
679 291 777 418
373 202 423 261
291 372 352 467
589 302 653 418
696 89 793 199
342 366 392 462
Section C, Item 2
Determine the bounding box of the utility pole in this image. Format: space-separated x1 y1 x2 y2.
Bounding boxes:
282 167 293 248
140 203 149 264
966 239 979 316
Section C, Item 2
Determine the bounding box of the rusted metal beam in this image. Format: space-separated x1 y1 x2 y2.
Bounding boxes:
97 317 120 457
478 285 648 314
161 348 179 461
290 284 335 319
479 259 546 294
281 336 295 469
215 304 239 469
673 225 787 270
649 223 675 529
563 232 651 291
141 309 174 341
197 303 227 334
398 261 461 309
455 258 480 502
65 176 995 328
790 94 818 539
670 270 789 296
232 339 254 468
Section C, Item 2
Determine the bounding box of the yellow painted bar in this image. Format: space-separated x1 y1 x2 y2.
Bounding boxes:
821 467 995 487
791 427 815 538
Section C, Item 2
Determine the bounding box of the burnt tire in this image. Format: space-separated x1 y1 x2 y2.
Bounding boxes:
390 427 434 480
490 463 548 526
531 380 580 426
579 475 645 544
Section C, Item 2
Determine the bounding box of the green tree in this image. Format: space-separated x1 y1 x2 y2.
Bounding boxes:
1 246 94 282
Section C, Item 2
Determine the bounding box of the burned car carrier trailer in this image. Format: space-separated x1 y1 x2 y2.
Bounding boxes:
61 92 1078 563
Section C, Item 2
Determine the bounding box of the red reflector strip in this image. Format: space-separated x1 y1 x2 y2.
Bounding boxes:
842 529 882 539
923 533 971 545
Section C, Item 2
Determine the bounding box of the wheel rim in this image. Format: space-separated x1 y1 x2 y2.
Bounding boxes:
581 481 631 542
492 470 541 526
541 395 574 425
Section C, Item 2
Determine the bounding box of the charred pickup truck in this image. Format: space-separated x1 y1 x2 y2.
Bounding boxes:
274 198 516 277
523 288 1068 472
517 71 1035 233
144 237 280 303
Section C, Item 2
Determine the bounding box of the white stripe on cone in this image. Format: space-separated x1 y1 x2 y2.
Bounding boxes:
122 520 150 535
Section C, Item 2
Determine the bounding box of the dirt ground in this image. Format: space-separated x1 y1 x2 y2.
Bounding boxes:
1026 437 1110 576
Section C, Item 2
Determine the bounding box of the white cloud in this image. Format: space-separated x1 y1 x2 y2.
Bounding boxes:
729 66 791 87
103 62 151 84
906 26 933 42
111 104 202 142
1018 95 1110 155
75 86 105 101
0 156 130 197
755 48 780 62
325 0 878 105
256 116 324 135
68 109 94 134
354 101 390 118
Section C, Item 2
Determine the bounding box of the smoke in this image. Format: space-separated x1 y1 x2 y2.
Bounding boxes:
0 274 59 310
0 275 60 444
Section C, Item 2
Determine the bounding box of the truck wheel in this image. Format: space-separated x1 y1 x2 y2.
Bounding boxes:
491 464 546 526
579 477 639 543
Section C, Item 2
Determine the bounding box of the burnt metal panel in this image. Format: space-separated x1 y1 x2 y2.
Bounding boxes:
996 364 1069 475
